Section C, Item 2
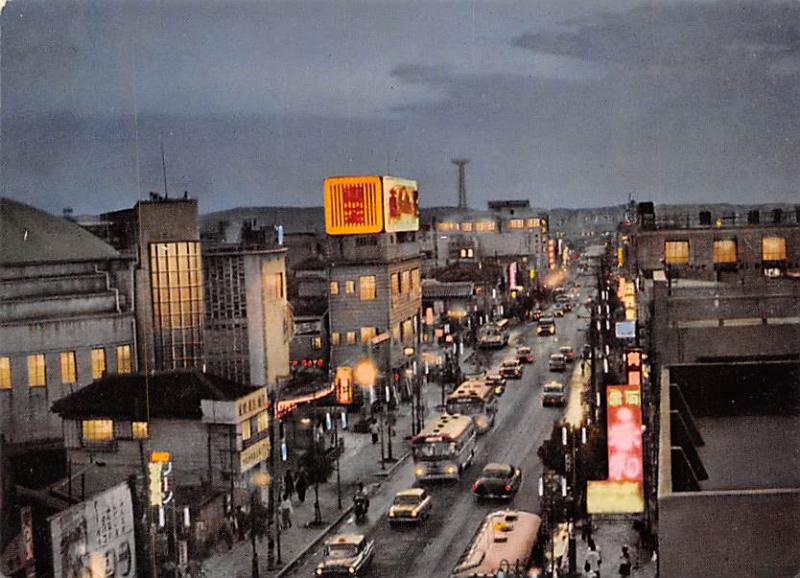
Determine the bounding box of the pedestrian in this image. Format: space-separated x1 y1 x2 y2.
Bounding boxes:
280 493 293 530
618 545 631 577
585 538 601 576
284 470 295 499
370 420 379 445
234 506 246 541
221 515 234 550
295 469 308 503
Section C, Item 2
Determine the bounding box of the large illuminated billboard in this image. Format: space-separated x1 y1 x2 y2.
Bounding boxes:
324 176 384 235
606 384 643 482
382 177 419 233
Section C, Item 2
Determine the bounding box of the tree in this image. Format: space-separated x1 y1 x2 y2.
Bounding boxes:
299 442 334 525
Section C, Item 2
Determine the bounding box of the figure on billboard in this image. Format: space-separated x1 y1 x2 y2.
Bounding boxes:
607 405 643 481
383 178 419 232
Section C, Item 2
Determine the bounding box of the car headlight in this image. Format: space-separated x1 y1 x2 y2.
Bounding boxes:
445 465 456 474
411 510 418 517
316 568 323 575
389 510 395 517
349 567 356 574
415 467 425 476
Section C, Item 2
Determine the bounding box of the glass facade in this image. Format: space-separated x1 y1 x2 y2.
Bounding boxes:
149 241 204 370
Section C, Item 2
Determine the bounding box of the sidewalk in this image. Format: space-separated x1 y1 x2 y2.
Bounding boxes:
574 516 657 578
203 363 449 577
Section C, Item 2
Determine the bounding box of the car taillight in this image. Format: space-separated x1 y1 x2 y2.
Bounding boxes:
505 484 512 492
472 483 479 492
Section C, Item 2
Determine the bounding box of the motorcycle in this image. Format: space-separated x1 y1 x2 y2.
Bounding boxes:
353 494 369 522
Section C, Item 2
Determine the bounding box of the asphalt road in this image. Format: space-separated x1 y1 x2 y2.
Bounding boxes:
288 294 589 578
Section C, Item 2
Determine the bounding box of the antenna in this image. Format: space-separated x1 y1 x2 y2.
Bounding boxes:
452 159 470 209
160 136 169 198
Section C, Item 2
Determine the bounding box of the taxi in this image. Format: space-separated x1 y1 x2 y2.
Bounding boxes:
388 488 432 526
316 534 375 576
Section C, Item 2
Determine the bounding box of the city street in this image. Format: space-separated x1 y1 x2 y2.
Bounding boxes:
285 302 589 577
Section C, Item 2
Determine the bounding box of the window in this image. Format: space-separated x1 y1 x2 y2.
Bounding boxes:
82 419 113 442
411 269 420 292
390 273 400 297
330 281 339 295
331 332 341 346
60 351 77 384
467 248 474 258
392 324 401 343
475 221 496 232
91 348 106 379
762 237 787 261
460 249 467 258
0 357 10 389
312 336 322 350
436 222 457 232
359 276 376 300
401 270 411 294
509 219 525 230
132 421 149 439
664 241 689 265
257 410 269 433
526 218 540 228
116 345 132 374
346 331 356 345
27 354 46 387
460 222 473 232
241 419 251 441
360 326 377 344
713 239 737 264
402 319 414 343
345 280 355 294
264 272 284 301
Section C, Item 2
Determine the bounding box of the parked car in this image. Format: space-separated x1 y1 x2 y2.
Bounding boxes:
316 534 375 576
471 463 523 500
541 381 566 407
548 353 567 372
388 489 432 525
516 345 534 364
558 345 576 363
499 358 523 379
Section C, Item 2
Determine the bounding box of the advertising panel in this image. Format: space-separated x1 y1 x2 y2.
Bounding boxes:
382 176 419 233
240 437 271 473
586 480 644 514
324 176 384 235
606 385 643 482
50 482 136 578
335 367 354 405
615 321 636 339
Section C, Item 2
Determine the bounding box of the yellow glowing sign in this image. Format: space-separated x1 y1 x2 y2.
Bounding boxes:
587 480 643 514
324 176 384 235
240 437 271 473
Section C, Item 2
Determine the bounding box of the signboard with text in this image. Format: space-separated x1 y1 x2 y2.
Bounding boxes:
382 176 419 233
50 482 136 578
615 321 636 339
324 176 384 235
606 385 643 482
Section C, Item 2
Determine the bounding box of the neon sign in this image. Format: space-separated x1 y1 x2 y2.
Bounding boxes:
606 385 643 482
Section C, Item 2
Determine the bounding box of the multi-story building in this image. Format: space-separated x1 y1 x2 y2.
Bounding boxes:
202 241 291 387
102 194 205 372
0 198 137 445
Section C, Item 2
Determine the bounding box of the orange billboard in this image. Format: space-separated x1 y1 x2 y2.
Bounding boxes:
324 176 384 235
382 177 419 233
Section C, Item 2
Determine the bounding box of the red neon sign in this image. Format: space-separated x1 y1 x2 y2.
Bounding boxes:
606 385 643 482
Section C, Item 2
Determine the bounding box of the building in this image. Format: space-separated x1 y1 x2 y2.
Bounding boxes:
0 198 137 445
202 241 291 388
50 371 270 496
102 194 205 372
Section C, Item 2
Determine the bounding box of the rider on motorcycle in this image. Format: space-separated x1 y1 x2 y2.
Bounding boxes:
353 482 370 516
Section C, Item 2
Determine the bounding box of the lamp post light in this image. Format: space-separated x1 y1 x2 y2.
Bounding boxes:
354 358 384 468
250 470 270 578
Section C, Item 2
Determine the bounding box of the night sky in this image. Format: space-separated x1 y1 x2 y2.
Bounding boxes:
2 0 799 214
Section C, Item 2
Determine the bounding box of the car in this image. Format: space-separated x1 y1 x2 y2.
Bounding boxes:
562 301 573 313
485 374 507 396
558 345 576 363
388 488 432 525
548 353 567 372
541 381 566 407
516 345 534 364
537 317 556 336
471 463 523 500
552 306 565 318
531 309 543 321
499 358 523 379
316 534 375 576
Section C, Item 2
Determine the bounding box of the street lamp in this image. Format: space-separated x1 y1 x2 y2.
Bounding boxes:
250 470 270 578
353 358 385 469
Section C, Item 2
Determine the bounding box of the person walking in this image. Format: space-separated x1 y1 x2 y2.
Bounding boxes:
280 493 293 530
618 545 631 577
369 420 379 445
585 538 601 577
234 506 247 541
295 469 308 503
284 470 295 500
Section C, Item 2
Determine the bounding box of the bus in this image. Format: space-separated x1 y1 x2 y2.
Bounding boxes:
479 320 510 349
446 380 498 434
451 510 543 578
412 414 477 482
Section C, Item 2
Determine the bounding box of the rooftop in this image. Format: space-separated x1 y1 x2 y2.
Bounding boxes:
51 370 260 420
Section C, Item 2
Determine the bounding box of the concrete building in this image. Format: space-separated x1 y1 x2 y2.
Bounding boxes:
202 242 291 388
0 198 136 445
102 195 205 372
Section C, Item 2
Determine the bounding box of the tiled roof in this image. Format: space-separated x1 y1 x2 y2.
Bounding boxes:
0 198 119 265
51 371 260 420
422 279 474 299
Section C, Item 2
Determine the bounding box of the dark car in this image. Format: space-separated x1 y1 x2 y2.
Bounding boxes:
471 463 523 500
531 309 543 321
541 381 566 407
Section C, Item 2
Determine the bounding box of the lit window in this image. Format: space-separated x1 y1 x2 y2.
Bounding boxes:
91 348 106 379
460 222 473 232
475 221 496 232
411 269 420 292
0 357 10 389
762 237 787 261
346 331 356 345
312 336 322 350
345 280 355 294
664 241 689 265
264 272 284 301
713 239 737 264
257 410 269 433
241 419 251 441
27 354 46 387
359 276 376 300
526 218 540 228
509 219 525 229
402 319 414 343
116 345 132 374
436 222 457 232
132 421 149 439
330 281 339 295
390 273 400 296
60 351 77 384
360 327 377 344
82 419 113 442
467 248 474 258
401 270 410 294
460 249 467 258
331 332 341 346
392 324 401 343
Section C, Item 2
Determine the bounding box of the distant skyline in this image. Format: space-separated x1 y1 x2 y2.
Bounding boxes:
2 0 799 215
